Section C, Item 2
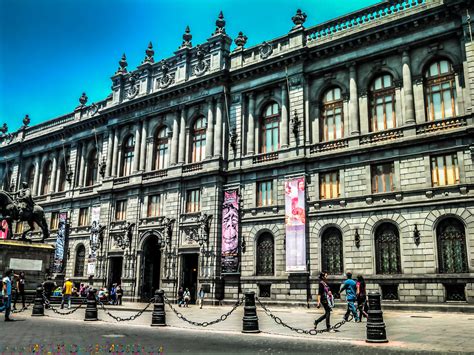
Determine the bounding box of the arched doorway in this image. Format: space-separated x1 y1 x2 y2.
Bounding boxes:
140 233 162 301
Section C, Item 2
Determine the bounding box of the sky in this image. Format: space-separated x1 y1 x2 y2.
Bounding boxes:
0 0 381 132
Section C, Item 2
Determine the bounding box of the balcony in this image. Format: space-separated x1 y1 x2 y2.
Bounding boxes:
143 169 168 180
113 176 130 185
360 128 404 145
416 116 467 135
309 138 349 154
182 162 203 173
252 152 279 164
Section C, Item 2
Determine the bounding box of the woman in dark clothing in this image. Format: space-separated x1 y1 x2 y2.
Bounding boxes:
177 287 184 307
13 272 26 310
314 272 335 332
356 275 369 321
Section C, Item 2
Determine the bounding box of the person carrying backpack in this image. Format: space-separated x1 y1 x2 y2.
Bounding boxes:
314 271 335 332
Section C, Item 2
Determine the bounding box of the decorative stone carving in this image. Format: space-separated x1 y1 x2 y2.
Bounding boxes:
22 114 30 128
88 103 99 116
180 26 192 49
78 92 88 107
234 31 248 50
229 126 238 154
291 9 307 30
113 222 135 250
143 41 155 64
192 45 210 77
116 53 128 75
157 60 175 89
290 109 300 137
231 94 241 104
259 41 273 59
288 75 302 88
214 11 226 35
98 156 106 178
126 72 140 99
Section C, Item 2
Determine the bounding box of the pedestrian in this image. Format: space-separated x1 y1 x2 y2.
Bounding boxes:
2 270 16 321
13 271 26 310
116 285 123 305
177 287 184 307
110 284 117 305
60 278 73 309
356 275 369 321
183 288 191 307
42 277 57 308
340 272 360 322
314 271 336 332
198 286 205 309
79 283 86 297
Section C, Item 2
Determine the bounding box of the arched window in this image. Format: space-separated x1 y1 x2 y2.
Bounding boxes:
437 218 468 273
375 223 401 274
86 149 98 186
321 87 343 142
26 165 35 190
369 74 396 132
74 245 86 277
191 117 207 163
424 59 457 121
154 127 169 170
121 135 135 176
256 233 274 276
260 102 280 153
41 161 53 195
58 158 67 192
321 227 344 275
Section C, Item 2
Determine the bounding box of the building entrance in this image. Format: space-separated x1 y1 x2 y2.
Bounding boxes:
180 253 199 303
108 257 123 289
141 234 162 301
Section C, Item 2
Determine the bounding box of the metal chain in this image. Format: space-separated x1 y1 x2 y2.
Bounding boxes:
11 303 32 313
256 297 353 335
42 292 86 315
96 298 154 322
163 295 244 327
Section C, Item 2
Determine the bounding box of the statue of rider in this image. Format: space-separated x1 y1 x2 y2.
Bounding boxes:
15 182 34 219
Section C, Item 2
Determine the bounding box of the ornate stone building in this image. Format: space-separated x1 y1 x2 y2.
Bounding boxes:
1 0 474 304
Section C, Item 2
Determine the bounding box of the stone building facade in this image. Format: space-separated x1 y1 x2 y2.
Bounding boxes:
1 0 474 304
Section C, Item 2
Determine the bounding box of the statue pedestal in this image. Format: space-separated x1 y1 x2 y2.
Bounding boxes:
0 240 55 289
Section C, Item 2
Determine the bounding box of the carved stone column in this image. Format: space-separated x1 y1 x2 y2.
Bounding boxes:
132 122 141 173
170 111 179 165
32 157 40 196
111 129 119 176
50 151 58 194
402 50 415 125
281 84 289 148
413 76 426 124
205 98 215 159
78 144 86 187
106 129 114 177
349 64 360 135
139 120 148 171
178 107 187 164
247 93 256 155
214 96 223 157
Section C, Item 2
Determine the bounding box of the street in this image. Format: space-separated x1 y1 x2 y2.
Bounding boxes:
1 303 473 354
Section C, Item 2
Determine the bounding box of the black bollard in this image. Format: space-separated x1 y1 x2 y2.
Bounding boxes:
151 289 166 327
366 291 388 343
84 289 98 321
242 291 260 333
32 286 45 316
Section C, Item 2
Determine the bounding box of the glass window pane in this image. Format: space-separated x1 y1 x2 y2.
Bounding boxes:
437 156 446 185
334 88 341 100
443 89 453 118
440 60 449 74
383 75 392 87
433 92 442 120
385 102 394 129
429 63 438 77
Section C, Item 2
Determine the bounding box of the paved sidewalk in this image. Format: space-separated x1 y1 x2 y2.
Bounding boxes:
11 301 474 353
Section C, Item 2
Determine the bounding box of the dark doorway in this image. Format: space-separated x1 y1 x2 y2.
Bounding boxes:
109 257 123 289
141 234 162 301
181 253 199 303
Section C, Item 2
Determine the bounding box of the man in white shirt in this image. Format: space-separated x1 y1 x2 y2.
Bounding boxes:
2 269 15 321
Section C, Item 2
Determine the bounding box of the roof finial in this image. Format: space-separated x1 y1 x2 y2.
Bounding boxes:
79 92 88 107
214 11 226 35
22 114 30 129
180 26 192 49
116 53 128 74
143 41 155 64
234 31 248 50
291 9 307 30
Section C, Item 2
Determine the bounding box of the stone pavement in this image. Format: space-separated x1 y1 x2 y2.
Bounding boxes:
8 301 474 353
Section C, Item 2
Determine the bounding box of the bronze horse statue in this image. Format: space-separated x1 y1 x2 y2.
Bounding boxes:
0 190 50 242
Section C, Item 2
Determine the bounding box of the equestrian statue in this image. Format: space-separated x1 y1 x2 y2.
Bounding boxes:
0 182 50 242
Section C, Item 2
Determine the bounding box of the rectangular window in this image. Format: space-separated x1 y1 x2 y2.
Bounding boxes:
257 180 273 207
147 194 162 217
371 163 395 193
50 212 59 230
431 153 460 187
115 200 127 221
78 207 90 227
319 171 340 200
186 189 201 213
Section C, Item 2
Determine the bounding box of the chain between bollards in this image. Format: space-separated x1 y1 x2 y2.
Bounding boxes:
242 291 260 333
366 291 388 343
31 286 44 316
84 289 98 321
151 289 166 326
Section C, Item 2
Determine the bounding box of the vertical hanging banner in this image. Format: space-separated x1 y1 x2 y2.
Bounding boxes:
53 212 68 273
285 177 307 272
221 190 239 273
0 219 8 240
88 206 101 276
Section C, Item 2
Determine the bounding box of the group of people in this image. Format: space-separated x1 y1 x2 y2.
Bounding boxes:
0 269 28 322
177 286 206 309
314 271 369 331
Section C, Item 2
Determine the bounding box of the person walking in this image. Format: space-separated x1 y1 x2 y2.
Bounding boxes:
13 271 26 310
116 285 123 305
42 277 57 309
198 286 205 309
110 284 117 305
2 270 15 321
314 272 335 332
356 275 369 321
183 288 191 307
340 272 360 322
60 278 73 309
177 287 184 307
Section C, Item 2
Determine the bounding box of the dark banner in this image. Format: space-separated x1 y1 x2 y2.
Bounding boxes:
53 212 68 273
221 190 239 274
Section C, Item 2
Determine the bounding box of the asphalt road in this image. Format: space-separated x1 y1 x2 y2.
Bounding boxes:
1 315 438 355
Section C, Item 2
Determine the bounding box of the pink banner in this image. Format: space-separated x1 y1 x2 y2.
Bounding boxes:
0 220 8 240
285 177 307 272
221 190 239 273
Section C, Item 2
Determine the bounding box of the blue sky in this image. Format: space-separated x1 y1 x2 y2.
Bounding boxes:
0 0 381 132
